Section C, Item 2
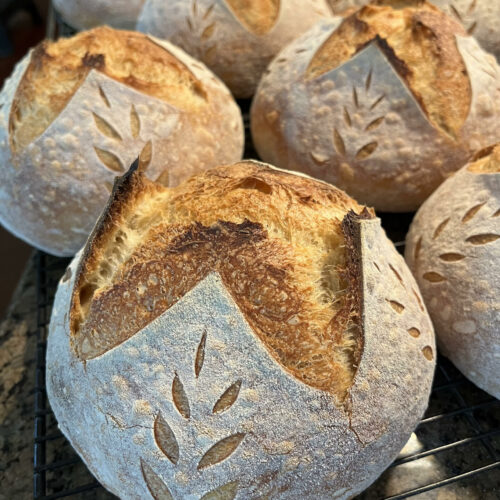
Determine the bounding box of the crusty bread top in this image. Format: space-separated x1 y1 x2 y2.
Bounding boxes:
69 161 369 402
306 0 470 138
225 0 280 35
468 144 500 173
9 27 206 152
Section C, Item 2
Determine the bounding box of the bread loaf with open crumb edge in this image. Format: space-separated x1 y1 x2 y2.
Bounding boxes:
53 0 146 30
328 0 500 60
0 26 243 257
136 0 333 98
47 160 435 499
406 144 500 399
250 0 500 212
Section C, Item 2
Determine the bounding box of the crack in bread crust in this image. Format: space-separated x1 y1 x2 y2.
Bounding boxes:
468 144 500 173
224 0 281 35
9 27 206 152
70 162 368 400
306 0 471 137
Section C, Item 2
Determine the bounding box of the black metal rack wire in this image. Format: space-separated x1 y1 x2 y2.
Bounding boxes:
32 241 500 500
32 5 500 499
32 122 500 499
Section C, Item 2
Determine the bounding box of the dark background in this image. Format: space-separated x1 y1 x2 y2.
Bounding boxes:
0 0 49 317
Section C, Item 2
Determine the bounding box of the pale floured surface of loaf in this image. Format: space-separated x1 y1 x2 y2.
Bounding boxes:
9 27 206 152
48 162 435 498
0 27 243 256
306 0 470 137
136 0 332 98
53 0 146 30
251 6 500 212
405 144 500 398
70 162 366 400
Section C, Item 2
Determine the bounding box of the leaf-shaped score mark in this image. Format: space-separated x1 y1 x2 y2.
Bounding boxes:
141 459 174 500
422 346 434 361
356 142 378 160
387 299 405 314
408 327 421 338
131 105 141 139
333 128 346 156
466 234 500 245
201 481 239 500
198 433 246 470
93 113 122 141
462 202 486 223
98 85 111 107
172 373 190 419
195 331 207 378
413 288 425 312
389 264 403 285
213 380 242 414
202 22 216 41
423 272 447 283
433 218 450 239
139 141 153 172
154 412 179 465
203 4 215 20
94 147 125 173
365 116 385 132
439 253 465 262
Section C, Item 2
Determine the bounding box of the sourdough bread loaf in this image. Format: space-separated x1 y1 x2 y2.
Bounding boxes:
406 144 500 398
136 0 332 98
328 0 500 60
250 0 500 211
0 27 243 256
53 0 146 30
47 161 435 499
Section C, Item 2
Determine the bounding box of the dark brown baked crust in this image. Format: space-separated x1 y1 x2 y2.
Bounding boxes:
9 26 206 151
70 161 369 400
306 0 470 137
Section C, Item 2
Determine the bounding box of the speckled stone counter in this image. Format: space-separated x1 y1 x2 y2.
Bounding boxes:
0 255 498 499
0 256 37 500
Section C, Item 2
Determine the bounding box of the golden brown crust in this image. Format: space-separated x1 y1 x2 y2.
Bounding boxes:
306 0 470 136
9 27 206 151
70 161 368 399
69 161 164 336
225 0 281 35
468 144 500 173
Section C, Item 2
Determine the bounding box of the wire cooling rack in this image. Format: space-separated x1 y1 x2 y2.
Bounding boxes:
33 7 499 499
32 121 500 499
33 237 500 499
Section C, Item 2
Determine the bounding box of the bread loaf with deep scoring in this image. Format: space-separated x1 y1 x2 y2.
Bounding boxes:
406 144 500 398
251 0 500 211
136 0 332 98
47 161 435 499
328 0 500 60
0 27 243 256
53 0 146 30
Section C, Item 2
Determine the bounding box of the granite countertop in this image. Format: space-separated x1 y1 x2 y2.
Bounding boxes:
1 256 37 499
0 255 498 499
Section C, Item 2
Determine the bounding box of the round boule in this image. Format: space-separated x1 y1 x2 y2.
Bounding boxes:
0 27 243 256
406 144 500 399
251 0 500 211
47 160 435 499
136 0 332 98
